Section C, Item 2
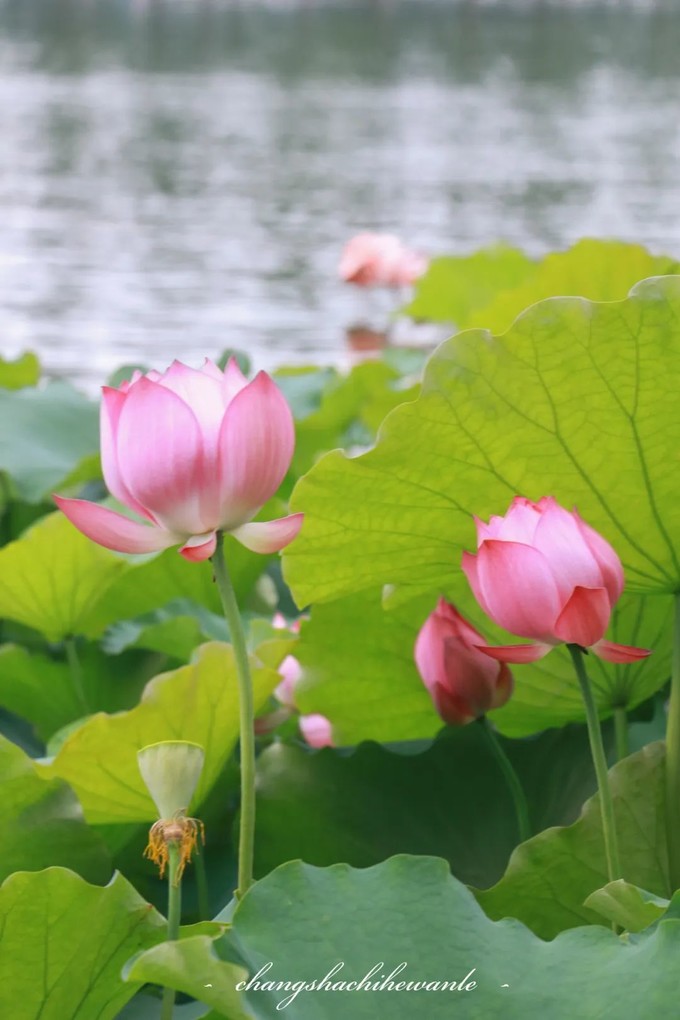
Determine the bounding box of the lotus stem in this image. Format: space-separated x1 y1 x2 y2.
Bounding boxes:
160 843 182 1020
211 531 256 899
65 636 89 714
568 644 621 885
479 717 531 844
194 843 210 920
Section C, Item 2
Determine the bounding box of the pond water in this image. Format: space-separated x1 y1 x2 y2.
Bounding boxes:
1 0 680 388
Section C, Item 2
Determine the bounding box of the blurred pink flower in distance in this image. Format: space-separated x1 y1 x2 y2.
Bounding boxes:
339 232 428 288
462 496 652 665
55 358 302 563
415 598 513 725
299 713 334 749
274 654 302 708
267 612 334 748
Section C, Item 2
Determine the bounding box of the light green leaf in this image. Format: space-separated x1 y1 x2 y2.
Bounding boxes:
285 277 680 736
294 589 438 744
0 510 128 641
287 276 680 604
403 240 679 335
465 239 679 334
403 244 536 325
42 642 281 823
79 517 280 639
584 881 669 933
477 742 669 938
0 868 167 1019
0 735 110 883
0 380 99 501
123 936 251 1020
293 588 669 742
200 855 680 1019
292 360 419 478
119 994 217 1020
0 351 41 389
492 589 673 736
101 600 227 659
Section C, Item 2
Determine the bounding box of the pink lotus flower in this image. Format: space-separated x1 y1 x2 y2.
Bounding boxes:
54 359 303 563
270 614 334 748
415 598 513 725
462 496 651 665
339 232 428 288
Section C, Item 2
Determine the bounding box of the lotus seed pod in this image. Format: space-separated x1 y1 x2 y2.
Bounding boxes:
138 740 205 819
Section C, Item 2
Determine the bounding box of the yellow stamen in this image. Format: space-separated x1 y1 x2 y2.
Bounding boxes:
144 813 205 883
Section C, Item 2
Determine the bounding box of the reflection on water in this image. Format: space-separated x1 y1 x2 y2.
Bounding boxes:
0 0 679 386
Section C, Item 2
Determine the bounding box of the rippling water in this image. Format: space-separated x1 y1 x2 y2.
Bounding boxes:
1 0 679 387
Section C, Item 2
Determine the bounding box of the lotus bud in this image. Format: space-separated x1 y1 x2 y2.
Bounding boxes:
415 599 513 725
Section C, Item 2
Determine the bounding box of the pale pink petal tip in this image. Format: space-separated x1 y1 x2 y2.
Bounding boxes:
476 642 553 664
221 357 250 401
53 496 177 555
230 512 304 554
592 640 653 664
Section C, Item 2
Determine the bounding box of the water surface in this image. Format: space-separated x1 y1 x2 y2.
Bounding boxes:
1 0 679 386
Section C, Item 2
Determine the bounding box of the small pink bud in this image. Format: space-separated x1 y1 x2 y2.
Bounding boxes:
299 713 334 748
414 599 513 726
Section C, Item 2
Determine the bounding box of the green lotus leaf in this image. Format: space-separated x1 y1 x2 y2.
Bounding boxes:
253 722 603 889
584 880 669 933
0 380 100 501
477 742 669 938
465 238 679 334
79 506 284 639
287 276 680 604
123 936 251 1020
0 351 41 390
403 243 536 325
0 735 110 883
404 239 678 333
292 587 670 742
147 854 680 1019
42 642 280 824
0 510 128 641
0 645 83 741
0 868 166 1019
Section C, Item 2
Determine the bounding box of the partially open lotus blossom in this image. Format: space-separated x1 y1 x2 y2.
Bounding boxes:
462 496 652 665
339 232 428 288
415 598 513 725
54 358 303 563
